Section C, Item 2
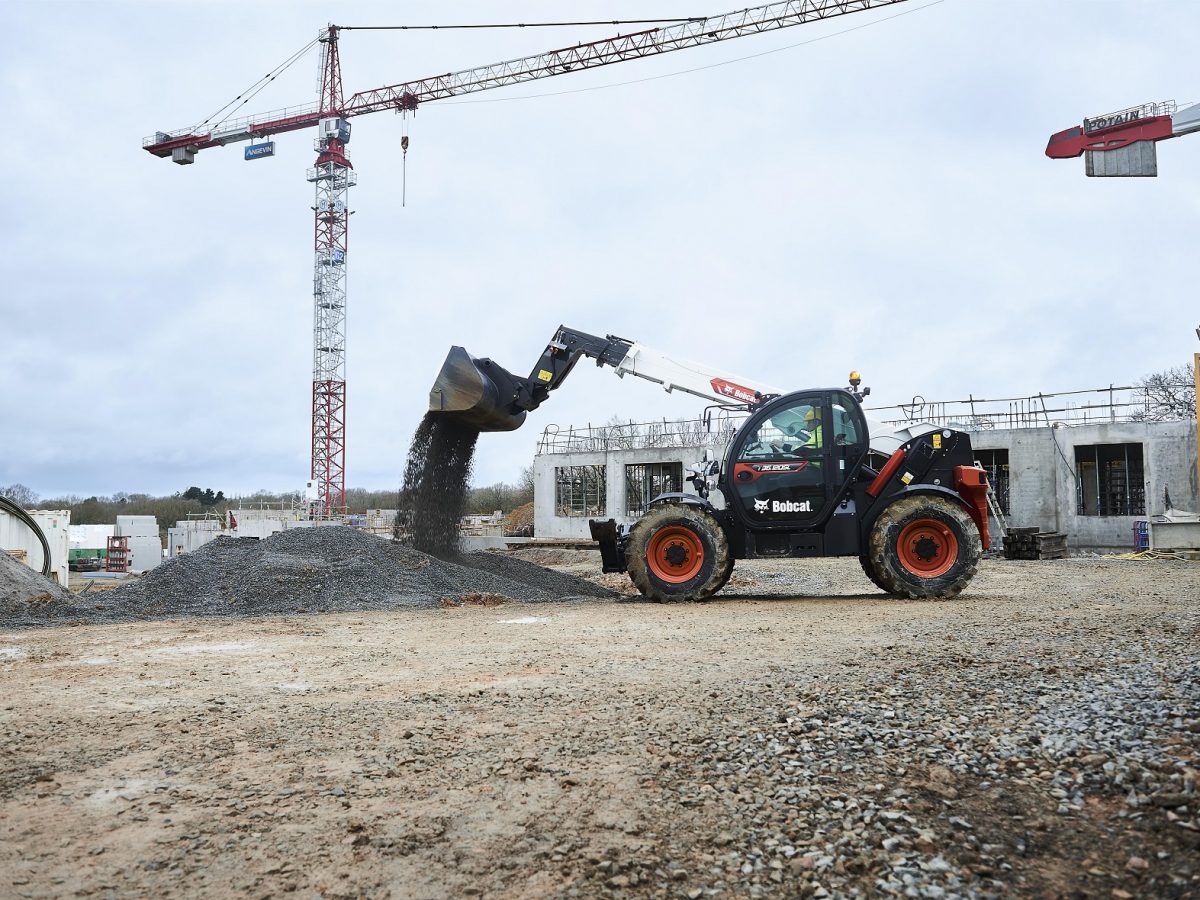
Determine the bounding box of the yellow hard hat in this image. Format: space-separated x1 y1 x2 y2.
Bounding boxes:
804 408 821 421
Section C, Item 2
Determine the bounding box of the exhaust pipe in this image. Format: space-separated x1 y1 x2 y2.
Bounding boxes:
428 346 528 432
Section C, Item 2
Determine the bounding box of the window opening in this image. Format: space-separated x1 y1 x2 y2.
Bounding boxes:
973 448 1010 515
1074 443 1144 516
624 462 683 518
554 465 607 517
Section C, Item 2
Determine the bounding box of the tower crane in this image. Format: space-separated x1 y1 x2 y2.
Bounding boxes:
143 0 913 516
1046 99 1200 176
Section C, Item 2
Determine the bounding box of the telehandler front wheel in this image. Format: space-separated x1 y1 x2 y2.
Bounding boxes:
867 494 981 600
626 504 733 602
858 552 895 595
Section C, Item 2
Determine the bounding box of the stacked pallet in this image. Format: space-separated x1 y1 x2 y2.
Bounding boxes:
1002 527 1068 560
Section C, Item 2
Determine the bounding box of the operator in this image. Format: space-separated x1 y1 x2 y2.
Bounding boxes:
803 408 823 450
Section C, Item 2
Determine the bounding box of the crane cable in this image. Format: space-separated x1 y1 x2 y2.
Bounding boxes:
0 496 53 579
197 35 323 132
338 19 707 32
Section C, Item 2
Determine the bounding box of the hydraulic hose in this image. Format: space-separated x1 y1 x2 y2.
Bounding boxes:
0 495 53 579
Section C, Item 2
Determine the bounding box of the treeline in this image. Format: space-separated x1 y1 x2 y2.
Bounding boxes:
2 467 537 541
462 467 535 516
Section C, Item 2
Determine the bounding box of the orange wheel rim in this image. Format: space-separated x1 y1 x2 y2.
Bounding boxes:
897 518 958 578
647 526 705 584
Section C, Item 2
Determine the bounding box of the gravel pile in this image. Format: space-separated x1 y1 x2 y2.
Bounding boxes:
0 549 75 620
657 657 1199 898
0 527 611 628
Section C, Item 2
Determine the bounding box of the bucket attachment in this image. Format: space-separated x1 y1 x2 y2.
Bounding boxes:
429 346 528 432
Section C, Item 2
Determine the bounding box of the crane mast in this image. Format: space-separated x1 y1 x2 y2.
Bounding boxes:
304 27 355 515
142 0 913 513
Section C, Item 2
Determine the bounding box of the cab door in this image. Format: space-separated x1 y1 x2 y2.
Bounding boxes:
726 391 867 530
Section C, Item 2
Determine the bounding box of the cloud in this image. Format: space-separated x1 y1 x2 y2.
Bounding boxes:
3 0 1198 497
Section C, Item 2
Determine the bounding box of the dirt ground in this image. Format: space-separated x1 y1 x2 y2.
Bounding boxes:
1 556 1198 899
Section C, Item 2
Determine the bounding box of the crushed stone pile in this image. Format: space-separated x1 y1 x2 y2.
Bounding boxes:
0 550 76 622
0 527 613 629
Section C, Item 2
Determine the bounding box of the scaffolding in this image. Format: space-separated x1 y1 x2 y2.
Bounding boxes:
867 384 1192 431
536 385 1194 455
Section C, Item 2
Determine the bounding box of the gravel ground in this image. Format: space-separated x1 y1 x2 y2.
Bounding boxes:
0 528 611 628
0 555 1196 899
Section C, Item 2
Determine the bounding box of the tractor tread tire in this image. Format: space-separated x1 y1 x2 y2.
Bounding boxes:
626 504 733 602
858 552 896 595
867 494 981 600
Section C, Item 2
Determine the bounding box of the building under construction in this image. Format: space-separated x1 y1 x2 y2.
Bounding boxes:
532 385 1199 550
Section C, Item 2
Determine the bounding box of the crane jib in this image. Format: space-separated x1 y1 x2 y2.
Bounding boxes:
143 0 912 159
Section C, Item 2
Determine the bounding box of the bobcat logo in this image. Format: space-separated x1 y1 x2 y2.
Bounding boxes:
753 498 770 512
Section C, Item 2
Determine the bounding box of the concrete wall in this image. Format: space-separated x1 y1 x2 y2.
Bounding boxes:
115 515 162 572
167 520 224 558
975 420 1197 549
534 446 723 540
533 420 1199 549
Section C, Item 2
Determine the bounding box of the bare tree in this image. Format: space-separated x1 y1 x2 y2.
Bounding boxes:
0 484 38 507
515 466 535 506
1133 364 1196 421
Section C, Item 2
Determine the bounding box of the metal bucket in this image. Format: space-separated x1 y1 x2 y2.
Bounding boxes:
428 346 528 432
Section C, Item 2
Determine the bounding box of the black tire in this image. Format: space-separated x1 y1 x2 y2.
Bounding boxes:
858 552 895 595
867 494 981 600
626 504 733 602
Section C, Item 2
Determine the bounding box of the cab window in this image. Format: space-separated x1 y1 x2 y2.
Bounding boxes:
738 401 824 460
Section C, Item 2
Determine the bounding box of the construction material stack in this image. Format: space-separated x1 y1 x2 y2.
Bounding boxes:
1002 527 1068 560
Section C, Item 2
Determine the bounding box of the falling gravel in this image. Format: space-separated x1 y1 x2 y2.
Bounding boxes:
0 526 612 628
395 413 479 557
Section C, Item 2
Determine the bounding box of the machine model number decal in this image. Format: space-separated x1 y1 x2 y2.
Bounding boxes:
753 463 808 472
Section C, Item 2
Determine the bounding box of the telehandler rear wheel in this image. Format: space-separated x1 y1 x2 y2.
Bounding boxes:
626 504 733 602
867 495 981 600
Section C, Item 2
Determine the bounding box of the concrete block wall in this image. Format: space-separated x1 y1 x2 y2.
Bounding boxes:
534 446 722 540
976 420 1197 549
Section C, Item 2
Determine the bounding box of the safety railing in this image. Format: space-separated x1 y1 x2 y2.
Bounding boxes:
866 384 1194 431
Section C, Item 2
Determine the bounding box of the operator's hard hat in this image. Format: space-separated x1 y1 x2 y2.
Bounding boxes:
804 407 821 421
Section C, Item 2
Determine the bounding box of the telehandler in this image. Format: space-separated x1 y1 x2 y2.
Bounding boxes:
429 326 989 601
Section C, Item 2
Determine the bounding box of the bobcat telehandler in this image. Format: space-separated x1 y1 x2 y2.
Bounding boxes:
428 326 990 601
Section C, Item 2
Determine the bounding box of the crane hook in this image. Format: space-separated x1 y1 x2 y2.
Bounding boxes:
400 134 410 207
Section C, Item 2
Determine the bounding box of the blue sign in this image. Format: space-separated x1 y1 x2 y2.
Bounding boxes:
244 142 275 161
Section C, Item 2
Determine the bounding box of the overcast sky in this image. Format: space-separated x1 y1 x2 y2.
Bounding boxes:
3 0 1198 500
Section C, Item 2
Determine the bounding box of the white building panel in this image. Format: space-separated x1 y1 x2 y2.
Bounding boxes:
1 509 71 586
